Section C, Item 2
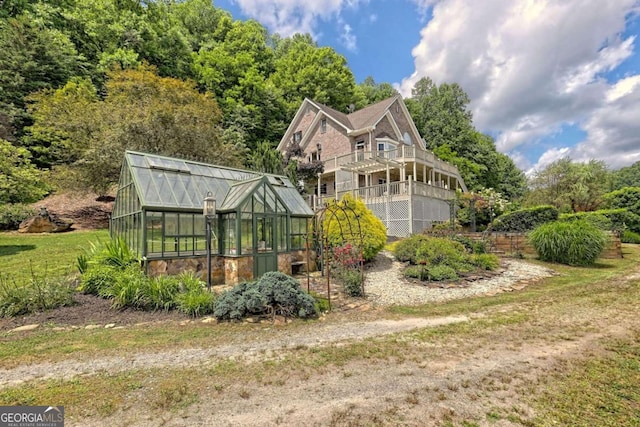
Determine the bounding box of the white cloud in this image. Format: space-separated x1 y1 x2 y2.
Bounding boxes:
339 23 357 51
229 0 364 38
369 14 378 23
402 0 640 169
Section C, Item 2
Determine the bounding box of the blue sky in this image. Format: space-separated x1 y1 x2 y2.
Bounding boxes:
216 0 640 174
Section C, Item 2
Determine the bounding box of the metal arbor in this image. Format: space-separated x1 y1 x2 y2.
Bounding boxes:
310 198 366 310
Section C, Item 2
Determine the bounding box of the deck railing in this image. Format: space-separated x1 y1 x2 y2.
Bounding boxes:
315 179 454 208
326 145 459 175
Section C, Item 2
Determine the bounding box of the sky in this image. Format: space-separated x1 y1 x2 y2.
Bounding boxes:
215 0 640 174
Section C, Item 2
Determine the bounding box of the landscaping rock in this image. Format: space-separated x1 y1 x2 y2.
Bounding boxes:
10 324 40 333
18 207 72 233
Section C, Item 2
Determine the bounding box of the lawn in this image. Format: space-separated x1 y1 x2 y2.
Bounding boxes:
0 229 109 282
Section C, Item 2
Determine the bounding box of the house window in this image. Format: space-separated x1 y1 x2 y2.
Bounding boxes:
378 178 387 185
294 131 302 143
321 119 327 133
320 183 328 194
310 151 320 162
355 140 365 151
377 142 386 152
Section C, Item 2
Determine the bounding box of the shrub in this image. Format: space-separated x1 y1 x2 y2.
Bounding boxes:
330 243 364 297
323 194 386 261
392 234 430 264
528 220 607 266
214 272 317 320
471 253 500 270
560 209 640 233
449 235 488 254
621 230 640 244
415 237 468 270
428 265 458 281
0 273 75 317
403 265 457 281
0 203 35 230
493 205 558 232
79 264 119 295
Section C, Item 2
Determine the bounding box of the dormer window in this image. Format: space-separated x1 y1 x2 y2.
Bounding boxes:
321 119 327 133
293 131 302 143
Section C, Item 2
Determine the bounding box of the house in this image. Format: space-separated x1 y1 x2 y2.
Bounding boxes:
110 151 314 285
277 96 467 237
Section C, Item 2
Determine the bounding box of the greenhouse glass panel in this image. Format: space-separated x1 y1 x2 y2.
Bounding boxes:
146 212 163 256
222 213 237 255
164 213 179 254
290 217 308 250
240 213 253 255
277 216 287 251
195 215 207 253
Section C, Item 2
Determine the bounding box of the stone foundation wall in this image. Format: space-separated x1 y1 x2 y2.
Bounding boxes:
225 256 253 284
146 256 225 285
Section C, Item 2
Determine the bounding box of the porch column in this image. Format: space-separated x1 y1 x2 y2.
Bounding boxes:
423 164 427 183
386 164 391 196
401 162 406 181
317 173 322 205
447 175 451 190
408 179 413 234
413 162 417 182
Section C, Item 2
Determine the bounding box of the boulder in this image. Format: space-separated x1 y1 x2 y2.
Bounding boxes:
18 207 73 233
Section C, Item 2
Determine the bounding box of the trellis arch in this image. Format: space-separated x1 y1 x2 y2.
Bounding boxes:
309 199 366 310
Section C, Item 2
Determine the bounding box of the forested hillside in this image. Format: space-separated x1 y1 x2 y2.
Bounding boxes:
1 0 522 200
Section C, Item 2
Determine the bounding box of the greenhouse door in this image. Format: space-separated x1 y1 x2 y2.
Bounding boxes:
254 214 277 277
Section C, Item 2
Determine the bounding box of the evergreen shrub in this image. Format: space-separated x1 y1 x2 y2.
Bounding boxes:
528 220 607 266
492 205 558 232
214 272 316 320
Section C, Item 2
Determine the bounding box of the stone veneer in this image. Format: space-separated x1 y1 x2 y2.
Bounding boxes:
146 250 318 286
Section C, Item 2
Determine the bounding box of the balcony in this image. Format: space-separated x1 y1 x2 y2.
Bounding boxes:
313 179 455 209
324 145 461 176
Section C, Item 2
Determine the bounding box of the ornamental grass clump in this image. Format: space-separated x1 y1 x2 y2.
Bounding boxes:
528 220 607 266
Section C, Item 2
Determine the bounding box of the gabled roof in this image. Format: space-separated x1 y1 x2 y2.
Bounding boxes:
123 151 312 216
348 96 399 130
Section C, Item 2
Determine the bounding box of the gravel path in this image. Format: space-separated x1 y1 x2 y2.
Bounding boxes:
365 252 556 306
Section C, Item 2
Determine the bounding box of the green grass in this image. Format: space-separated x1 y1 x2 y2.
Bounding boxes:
533 336 640 427
0 230 109 282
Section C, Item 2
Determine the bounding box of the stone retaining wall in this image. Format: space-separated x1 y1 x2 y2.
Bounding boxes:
461 232 622 259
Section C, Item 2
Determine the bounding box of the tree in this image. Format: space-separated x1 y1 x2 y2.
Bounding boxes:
247 141 284 174
0 9 83 140
354 76 399 108
26 65 244 195
405 77 526 197
269 34 357 116
0 139 48 204
610 161 640 190
604 187 640 217
526 158 610 213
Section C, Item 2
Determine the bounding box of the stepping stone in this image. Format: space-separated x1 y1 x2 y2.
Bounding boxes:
11 324 40 332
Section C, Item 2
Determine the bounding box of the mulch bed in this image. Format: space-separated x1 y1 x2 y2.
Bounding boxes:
0 293 189 333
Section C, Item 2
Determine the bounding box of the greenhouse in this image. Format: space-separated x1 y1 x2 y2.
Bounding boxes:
110 151 314 285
